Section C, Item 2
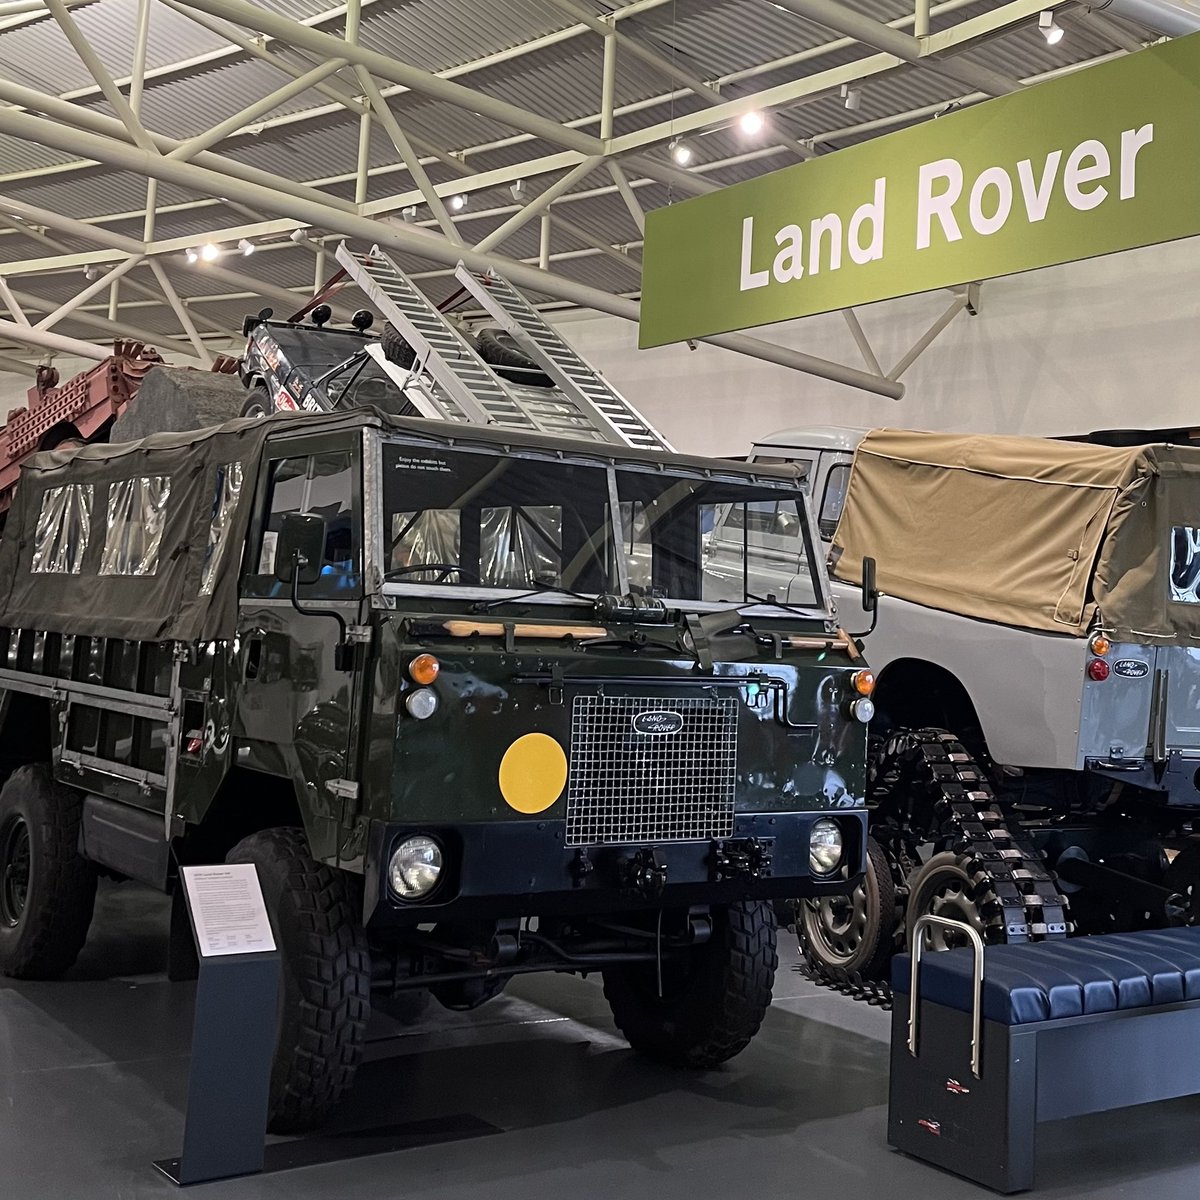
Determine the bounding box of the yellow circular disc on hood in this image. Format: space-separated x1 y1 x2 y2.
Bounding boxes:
499 733 568 814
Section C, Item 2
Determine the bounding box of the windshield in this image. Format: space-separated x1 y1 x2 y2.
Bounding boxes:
379 442 826 611
325 355 412 415
268 326 371 372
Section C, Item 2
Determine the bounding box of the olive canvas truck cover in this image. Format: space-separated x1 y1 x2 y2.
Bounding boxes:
0 411 353 641
830 428 1200 643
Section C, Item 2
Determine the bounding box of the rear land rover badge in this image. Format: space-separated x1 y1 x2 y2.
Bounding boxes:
632 711 684 735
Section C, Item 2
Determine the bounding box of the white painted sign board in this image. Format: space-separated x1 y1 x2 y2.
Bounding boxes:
181 864 277 958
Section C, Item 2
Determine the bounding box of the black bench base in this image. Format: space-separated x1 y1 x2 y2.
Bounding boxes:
888 994 1200 1192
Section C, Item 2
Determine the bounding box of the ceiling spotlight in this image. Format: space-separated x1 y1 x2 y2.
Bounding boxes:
449 193 469 212
199 242 220 262
82 264 102 281
841 84 862 112
185 247 199 264
401 205 419 222
1039 10 1064 43
238 238 255 256
289 227 310 243
739 110 765 136
510 179 528 202
669 137 695 167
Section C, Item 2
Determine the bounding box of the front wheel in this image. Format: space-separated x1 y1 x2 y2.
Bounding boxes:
602 902 777 1068
799 836 898 980
240 385 271 419
226 828 370 1133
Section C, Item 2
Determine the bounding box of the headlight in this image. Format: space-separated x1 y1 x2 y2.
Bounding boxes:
404 687 438 719
809 818 844 875
849 696 875 723
389 835 443 899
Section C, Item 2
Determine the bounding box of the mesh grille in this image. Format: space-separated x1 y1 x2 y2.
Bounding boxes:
565 695 738 847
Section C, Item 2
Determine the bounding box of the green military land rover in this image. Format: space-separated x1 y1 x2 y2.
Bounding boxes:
0 407 871 1130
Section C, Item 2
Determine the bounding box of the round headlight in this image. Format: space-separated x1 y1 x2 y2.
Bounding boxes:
849 696 875 724
389 835 443 899
809 818 844 875
404 687 439 719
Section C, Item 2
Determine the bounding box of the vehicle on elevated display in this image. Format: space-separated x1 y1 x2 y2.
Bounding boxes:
717 424 1200 991
0 404 872 1132
0 343 164 518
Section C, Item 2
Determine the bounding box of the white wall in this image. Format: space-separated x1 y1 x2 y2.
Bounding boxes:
553 235 1200 458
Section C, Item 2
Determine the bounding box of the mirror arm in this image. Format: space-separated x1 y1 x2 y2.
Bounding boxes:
286 551 356 670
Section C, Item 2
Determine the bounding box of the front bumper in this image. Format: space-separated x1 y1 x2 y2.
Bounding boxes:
363 809 867 926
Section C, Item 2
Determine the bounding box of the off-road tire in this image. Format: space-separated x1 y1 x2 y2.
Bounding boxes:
227 827 370 1134
800 836 898 980
0 764 96 980
380 322 417 371
602 901 777 1068
474 327 554 387
240 386 271 419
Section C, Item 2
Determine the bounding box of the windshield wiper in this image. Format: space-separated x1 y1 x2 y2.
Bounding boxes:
472 579 593 613
741 591 814 619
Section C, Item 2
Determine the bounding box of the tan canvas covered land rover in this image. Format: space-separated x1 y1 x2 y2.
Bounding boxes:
716 426 1200 989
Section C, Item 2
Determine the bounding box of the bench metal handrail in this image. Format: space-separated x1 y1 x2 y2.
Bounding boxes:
908 914 986 1079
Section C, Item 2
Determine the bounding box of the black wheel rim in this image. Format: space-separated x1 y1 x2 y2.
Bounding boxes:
0 816 30 928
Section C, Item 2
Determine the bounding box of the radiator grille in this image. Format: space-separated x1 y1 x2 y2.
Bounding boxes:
565 695 738 847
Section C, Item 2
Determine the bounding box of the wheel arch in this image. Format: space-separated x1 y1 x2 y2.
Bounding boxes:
873 658 989 759
180 766 306 866
0 691 54 783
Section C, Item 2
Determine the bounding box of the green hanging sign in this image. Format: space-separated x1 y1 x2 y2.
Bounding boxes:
639 33 1200 348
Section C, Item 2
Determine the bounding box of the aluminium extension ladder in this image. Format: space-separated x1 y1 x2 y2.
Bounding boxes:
334 241 673 452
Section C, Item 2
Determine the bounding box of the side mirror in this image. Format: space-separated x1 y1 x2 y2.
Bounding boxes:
275 513 325 585
862 555 878 613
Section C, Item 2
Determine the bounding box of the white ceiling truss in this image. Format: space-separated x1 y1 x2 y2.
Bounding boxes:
0 0 1168 398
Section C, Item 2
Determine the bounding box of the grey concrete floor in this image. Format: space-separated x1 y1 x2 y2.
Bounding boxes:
3 882 1200 1199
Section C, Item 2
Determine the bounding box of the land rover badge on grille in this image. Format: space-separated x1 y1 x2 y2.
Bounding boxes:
632 711 685 735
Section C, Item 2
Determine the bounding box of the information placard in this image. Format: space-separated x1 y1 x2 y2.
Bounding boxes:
181 864 276 958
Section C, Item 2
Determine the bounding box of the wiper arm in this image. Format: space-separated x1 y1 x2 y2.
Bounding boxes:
742 591 812 618
472 579 593 613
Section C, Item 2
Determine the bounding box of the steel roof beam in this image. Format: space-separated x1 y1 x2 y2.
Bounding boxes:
767 0 1023 96
0 102 902 398
0 318 109 361
0 76 360 216
170 0 605 156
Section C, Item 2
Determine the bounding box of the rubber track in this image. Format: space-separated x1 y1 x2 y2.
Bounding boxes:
798 729 1071 1009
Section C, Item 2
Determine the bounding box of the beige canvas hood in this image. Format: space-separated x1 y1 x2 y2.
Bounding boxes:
831 429 1200 642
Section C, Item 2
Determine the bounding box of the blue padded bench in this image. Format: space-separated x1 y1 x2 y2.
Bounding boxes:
887 920 1200 1193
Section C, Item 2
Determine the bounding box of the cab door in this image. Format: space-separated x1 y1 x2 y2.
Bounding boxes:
234 431 367 863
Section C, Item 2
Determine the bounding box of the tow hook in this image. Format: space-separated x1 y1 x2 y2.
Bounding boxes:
712 837 774 881
621 848 668 898
570 848 594 888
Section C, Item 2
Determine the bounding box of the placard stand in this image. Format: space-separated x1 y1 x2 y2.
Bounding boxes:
154 864 281 1186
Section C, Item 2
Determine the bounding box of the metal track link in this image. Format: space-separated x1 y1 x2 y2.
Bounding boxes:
795 727 1071 1010
906 729 1071 943
794 956 893 1009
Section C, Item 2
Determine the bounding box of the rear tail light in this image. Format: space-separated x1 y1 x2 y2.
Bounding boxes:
1089 633 1112 656
1088 659 1110 682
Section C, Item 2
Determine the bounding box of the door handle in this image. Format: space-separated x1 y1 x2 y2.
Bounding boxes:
244 634 264 681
